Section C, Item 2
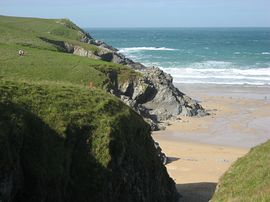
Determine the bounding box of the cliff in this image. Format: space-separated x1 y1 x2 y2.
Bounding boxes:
118 67 206 130
0 15 208 201
0 16 180 202
0 80 178 202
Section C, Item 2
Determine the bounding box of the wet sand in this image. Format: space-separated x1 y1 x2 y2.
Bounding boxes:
152 84 270 202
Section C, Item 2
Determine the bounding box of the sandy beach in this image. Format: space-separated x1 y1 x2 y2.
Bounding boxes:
153 84 270 202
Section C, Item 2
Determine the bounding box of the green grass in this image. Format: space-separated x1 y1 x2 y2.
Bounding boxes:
0 15 141 90
0 78 152 201
212 141 270 202
0 79 134 166
0 16 97 51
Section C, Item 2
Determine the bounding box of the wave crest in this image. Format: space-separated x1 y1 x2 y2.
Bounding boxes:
118 47 178 53
158 62 270 85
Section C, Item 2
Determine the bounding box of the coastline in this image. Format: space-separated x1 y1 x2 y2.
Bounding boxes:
157 83 270 148
152 83 270 201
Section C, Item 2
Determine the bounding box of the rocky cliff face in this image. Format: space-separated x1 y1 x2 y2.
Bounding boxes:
76 25 146 70
50 19 146 70
118 67 207 130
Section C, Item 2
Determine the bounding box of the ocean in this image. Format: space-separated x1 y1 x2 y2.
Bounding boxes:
86 28 270 85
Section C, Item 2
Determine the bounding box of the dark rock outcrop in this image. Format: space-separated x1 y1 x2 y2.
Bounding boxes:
117 67 207 130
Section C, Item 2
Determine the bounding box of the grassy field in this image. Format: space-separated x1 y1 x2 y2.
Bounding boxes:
0 15 140 90
0 16 98 52
212 140 270 202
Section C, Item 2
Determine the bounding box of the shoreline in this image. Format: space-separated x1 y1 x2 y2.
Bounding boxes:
158 83 270 148
152 83 270 201
174 83 270 101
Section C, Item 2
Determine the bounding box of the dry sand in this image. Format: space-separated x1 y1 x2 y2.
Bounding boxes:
152 84 270 202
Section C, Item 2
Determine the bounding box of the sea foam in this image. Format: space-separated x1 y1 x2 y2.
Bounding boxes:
160 65 270 85
118 47 178 53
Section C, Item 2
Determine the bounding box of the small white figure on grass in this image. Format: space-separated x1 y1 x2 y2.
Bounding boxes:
18 50 25 56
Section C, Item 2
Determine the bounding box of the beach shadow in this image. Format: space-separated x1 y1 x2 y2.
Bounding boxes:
177 182 217 202
167 157 180 164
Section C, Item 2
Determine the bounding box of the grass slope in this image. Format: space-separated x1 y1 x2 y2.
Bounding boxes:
212 141 270 202
0 15 140 89
0 79 153 201
0 16 97 51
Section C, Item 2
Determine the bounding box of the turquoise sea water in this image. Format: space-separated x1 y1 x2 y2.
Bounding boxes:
86 28 270 85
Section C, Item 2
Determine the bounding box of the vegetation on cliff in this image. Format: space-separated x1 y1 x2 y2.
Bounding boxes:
212 140 270 202
0 16 178 202
0 80 178 202
0 16 97 52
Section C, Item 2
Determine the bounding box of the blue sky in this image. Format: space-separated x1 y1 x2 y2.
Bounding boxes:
1 0 270 27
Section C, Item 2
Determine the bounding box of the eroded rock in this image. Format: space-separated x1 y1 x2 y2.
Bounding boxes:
118 67 207 130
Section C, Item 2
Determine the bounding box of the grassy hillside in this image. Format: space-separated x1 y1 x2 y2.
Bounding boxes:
0 79 169 201
212 141 270 202
0 79 126 200
0 16 97 51
0 16 178 201
0 15 140 89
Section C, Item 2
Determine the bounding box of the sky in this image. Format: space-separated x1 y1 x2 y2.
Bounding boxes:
0 0 270 28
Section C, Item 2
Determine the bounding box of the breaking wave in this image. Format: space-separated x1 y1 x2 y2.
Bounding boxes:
160 64 270 85
118 47 178 53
